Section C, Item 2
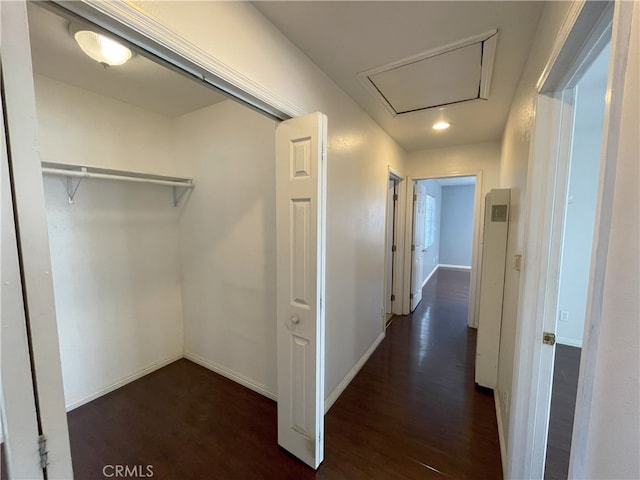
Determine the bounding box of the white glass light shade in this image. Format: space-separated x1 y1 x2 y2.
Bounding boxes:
432 121 451 130
73 29 132 66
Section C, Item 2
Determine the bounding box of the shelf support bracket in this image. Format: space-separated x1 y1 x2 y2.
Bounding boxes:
66 167 86 204
173 184 190 207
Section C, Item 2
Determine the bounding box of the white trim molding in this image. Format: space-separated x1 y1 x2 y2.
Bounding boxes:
556 337 583 349
438 264 472 271
184 352 277 402
324 332 385 413
65 353 183 411
494 391 507 478
421 265 439 289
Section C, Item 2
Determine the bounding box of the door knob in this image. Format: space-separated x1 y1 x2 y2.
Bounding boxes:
291 314 300 325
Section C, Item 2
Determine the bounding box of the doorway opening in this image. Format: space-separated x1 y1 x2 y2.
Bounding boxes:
543 35 611 480
408 175 478 316
384 169 404 327
507 2 623 477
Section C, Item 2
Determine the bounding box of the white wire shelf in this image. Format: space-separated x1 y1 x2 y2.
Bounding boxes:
41 162 195 206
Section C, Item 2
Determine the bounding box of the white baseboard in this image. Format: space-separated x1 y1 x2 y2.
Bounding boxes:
556 337 582 348
324 331 386 414
438 264 472 271
421 265 439 289
494 390 507 479
65 353 183 411
184 351 277 401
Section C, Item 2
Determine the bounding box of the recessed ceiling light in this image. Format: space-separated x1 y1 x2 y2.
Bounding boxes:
433 121 451 130
69 23 133 67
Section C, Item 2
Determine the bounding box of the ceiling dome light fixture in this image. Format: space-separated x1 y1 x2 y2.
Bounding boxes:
69 24 133 67
432 121 451 130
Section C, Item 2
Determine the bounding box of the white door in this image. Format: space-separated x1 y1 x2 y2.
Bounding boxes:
276 112 327 469
475 189 510 388
410 182 426 311
1 1 73 478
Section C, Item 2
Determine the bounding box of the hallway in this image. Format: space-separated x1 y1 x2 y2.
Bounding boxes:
66 268 502 479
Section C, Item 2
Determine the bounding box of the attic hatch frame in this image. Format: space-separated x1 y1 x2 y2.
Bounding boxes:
357 30 498 117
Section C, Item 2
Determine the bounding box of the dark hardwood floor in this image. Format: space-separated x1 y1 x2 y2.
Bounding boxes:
1 442 7 479
544 344 581 480
66 268 502 479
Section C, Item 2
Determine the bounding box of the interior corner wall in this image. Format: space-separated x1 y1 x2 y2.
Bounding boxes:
34 75 184 409
496 0 573 453
174 100 279 396
439 185 475 267
418 179 441 285
130 1 407 400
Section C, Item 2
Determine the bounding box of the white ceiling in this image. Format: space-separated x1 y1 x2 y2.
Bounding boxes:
254 1 544 151
27 3 227 118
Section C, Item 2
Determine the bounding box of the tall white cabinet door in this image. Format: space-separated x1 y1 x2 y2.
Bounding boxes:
276 112 327 469
475 188 511 389
1 1 73 478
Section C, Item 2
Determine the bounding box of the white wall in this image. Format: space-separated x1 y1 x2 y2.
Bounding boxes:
36 75 184 409
418 179 441 285
175 100 279 397
34 76 180 176
556 47 608 348
128 1 408 398
440 185 475 267
581 4 639 477
496 1 573 449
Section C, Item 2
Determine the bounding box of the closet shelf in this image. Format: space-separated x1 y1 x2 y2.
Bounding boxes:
41 162 194 207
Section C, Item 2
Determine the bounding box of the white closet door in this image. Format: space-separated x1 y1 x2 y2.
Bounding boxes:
275 112 327 469
1 1 73 478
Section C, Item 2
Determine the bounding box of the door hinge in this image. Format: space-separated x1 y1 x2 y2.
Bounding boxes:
410 293 414 300
411 244 415 252
390 294 396 302
393 194 398 201
543 332 556 346
413 193 417 202
38 435 48 469
391 245 397 252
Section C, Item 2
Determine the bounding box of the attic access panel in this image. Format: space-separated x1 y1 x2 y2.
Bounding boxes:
358 30 498 116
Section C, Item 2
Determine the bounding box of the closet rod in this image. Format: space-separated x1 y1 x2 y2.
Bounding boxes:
42 167 194 189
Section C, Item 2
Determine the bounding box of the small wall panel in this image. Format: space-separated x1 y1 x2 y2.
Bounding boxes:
290 335 310 438
290 137 311 180
290 199 311 308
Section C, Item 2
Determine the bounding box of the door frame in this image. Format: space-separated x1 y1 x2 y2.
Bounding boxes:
383 166 406 325
402 171 484 325
506 0 633 477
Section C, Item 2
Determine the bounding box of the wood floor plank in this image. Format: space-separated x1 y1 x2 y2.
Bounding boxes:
66 268 503 479
544 344 581 480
